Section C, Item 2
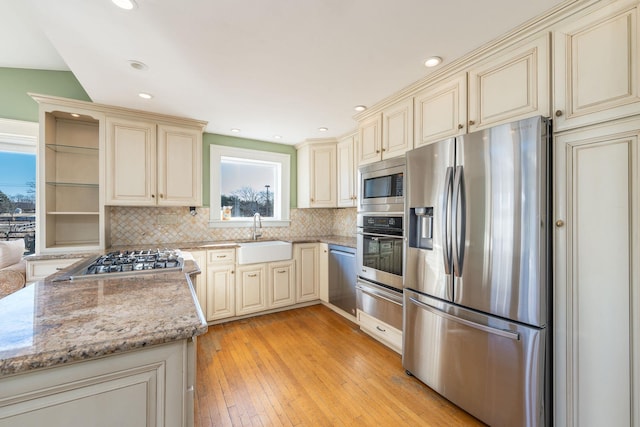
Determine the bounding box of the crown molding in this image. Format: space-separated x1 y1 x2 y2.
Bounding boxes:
28 93 208 130
354 0 604 121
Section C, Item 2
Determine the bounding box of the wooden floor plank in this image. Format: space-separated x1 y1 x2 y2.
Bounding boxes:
195 304 485 426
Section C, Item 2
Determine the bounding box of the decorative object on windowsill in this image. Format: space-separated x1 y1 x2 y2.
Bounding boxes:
221 206 232 220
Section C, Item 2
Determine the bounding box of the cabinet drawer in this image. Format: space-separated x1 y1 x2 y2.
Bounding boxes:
357 309 402 354
207 248 235 264
26 258 83 282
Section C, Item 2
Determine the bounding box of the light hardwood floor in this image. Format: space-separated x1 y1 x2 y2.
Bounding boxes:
195 304 484 426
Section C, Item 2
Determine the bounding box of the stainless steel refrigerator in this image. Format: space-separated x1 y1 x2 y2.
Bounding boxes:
403 116 551 427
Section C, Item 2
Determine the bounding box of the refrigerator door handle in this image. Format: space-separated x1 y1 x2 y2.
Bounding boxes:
451 165 466 277
408 296 520 341
442 166 454 275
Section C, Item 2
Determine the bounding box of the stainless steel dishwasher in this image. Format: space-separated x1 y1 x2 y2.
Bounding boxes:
328 244 357 316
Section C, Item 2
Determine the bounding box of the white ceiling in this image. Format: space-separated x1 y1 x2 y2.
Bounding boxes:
2 0 565 145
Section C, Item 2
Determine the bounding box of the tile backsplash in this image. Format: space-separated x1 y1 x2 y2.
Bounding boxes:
109 207 357 246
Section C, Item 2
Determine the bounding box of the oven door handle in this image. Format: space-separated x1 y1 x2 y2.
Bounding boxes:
356 231 404 239
356 284 403 306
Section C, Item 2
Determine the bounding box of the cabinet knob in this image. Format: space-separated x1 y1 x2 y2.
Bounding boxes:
231 270 234 274
159 193 164 198
468 120 475 126
556 220 565 228
381 147 386 152
310 198 314 202
555 110 563 117
458 124 464 130
376 150 380 154
151 194 155 198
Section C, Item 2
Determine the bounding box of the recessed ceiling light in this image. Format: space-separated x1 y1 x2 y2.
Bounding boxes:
138 92 153 99
129 60 148 71
70 113 80 118
354 105 367 112
274 135 282 139
318 127 328 132
424 56 443 68
231 128 240 133
112 0 137 10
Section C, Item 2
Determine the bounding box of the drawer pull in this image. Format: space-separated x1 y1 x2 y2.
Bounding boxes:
376 326 386 332
277 270 287 273
248 273 257 277
216 255 227 258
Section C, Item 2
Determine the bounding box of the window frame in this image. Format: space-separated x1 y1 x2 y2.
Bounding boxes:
209 145 290 227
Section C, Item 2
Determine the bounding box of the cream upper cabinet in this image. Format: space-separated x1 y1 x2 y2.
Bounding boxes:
157 124 202 206
105 116 157 206
297 141 337 208
105 117 203 206
295 243 320 303
357 114 382 165
358 98 413 165
468 32 550 132
553 0 640 131
337 133 357 207
267 260 296 309
382 97 413 158
414 73 467 147
553 116 640 427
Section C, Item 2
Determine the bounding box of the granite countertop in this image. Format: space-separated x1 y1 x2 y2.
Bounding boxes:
0 261 207 377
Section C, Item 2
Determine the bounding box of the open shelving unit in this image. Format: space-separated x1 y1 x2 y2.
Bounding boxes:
41 111 101 251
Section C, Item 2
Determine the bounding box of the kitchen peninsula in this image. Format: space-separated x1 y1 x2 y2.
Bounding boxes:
0 259 207 427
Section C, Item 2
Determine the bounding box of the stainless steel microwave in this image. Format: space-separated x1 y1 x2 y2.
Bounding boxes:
358 156 405 213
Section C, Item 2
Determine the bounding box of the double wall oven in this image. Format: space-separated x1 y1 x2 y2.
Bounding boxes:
356 157 405 331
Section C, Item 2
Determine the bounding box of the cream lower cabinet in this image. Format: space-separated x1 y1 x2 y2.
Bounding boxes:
0 340 195 427
235 263 268 316
553 0 640 132
205 248 235 321
105 117 204 206
295 243 320 303
267 260 296 309
553 117 640 427
188 250 207 315
25 257 83 283
468 32 550 132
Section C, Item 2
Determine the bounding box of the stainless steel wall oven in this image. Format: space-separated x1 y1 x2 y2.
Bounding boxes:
356 213 403 291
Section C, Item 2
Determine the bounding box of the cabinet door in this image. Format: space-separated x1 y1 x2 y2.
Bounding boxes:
206 264 235 321
337 135 356 207
414 73 467 147
553 118 640 427
105 116 157 205
295 243 320 302
382 97 413 159
553 0 640 131
468 33 550 132
236 264 267 316
310 144 337 208
157 124 202 206
189 250 207 315
358 114 382 165
268 260 295 309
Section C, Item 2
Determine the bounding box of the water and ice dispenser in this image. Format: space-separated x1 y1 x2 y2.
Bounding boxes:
409 207 434 250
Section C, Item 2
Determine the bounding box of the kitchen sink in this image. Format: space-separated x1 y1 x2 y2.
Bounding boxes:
236 240 292 265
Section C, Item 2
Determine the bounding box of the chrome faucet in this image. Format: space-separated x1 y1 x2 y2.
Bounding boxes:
252 212 262 240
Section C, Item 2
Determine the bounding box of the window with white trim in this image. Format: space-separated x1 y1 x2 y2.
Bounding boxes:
210 145 290 227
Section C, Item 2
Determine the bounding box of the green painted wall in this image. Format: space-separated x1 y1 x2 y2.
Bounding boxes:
0 67 298 208
0 67 91 121
203 133 297 208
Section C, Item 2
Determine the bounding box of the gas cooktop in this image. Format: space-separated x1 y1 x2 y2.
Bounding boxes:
57 249 184 281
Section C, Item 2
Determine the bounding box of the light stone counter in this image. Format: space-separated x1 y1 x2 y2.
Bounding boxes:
0 262 207 377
